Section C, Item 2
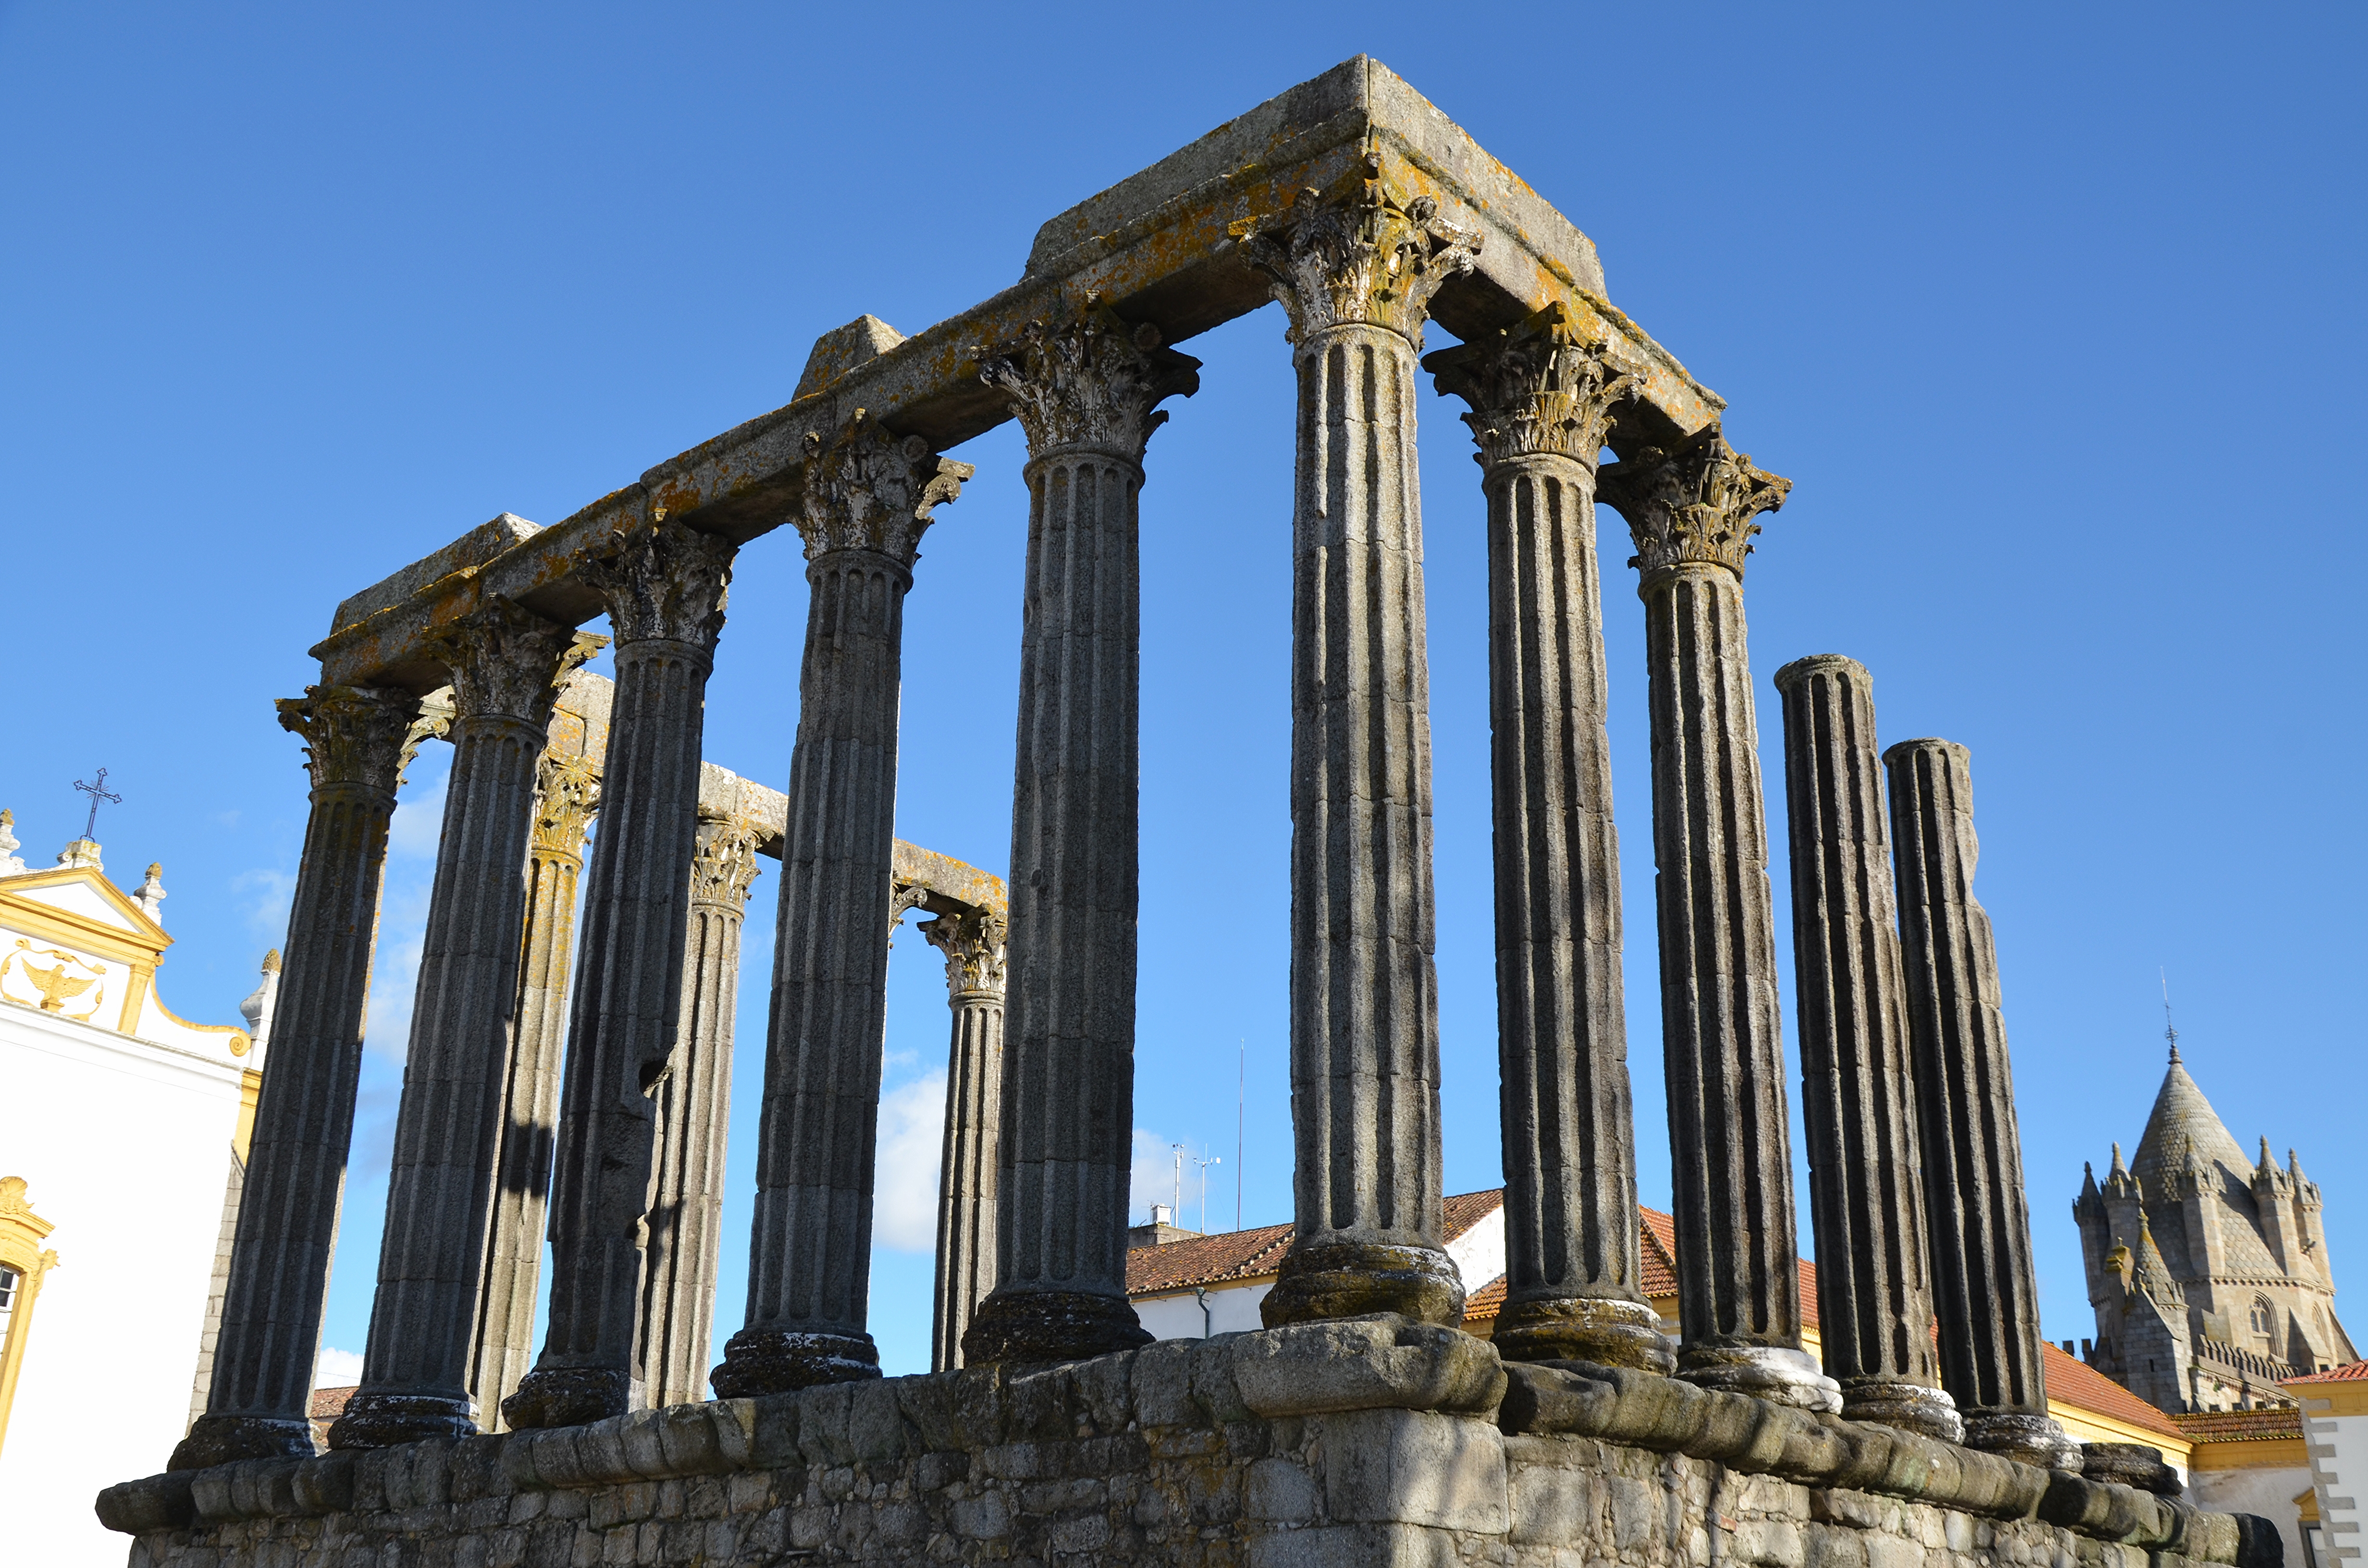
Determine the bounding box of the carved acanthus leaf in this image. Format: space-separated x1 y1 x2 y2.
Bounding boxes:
974 301 1201 463
689 819 763 909
275 685 419 795
1425 302 1637 471
530 753 601 860
1596 428 1791 581
1235 157 1481 347
422 601 600 727
795 409 974 567
922 906 1006 998
582 518 736 651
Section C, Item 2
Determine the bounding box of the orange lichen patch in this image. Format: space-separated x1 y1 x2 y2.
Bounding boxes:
1127 1221 1293 1295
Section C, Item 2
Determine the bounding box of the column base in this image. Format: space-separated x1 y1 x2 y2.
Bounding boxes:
1962 1409 2084 1471
2079 1440 2183 1496
325 1389 476 1449
502 1365 633 1430
961 1288 1152 1369
1837 1377 1963 1443
709 1327 881 1398
1261 1240 1466 1330
169 1413 315 1470
1493 1295 1676 1373
1677 1343 1843 1413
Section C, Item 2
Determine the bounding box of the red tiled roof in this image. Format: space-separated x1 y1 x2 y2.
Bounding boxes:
2040 1343 2183 1440
2173 1408 2305 1442
1462 1274 1508 1322
1640 1209 1680 1299
1444 1188 1505 1243
1126 1221 1293 1294
309 1385 357 1420
2285 1360 2368 1384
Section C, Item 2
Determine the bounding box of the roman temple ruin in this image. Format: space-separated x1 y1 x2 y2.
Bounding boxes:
102 56 2280 1568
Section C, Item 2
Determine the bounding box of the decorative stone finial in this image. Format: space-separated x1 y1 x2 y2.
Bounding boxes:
1234 155 1481 346
133 862 167 924
974 300 1201 464
240 948 283 1048
56 836 102 870
1424 302 1637 471
0 808 22 875
1597 426 1791 582
261 947 281 974
793 408 973 566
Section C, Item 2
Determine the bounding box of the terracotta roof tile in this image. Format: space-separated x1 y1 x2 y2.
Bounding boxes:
2285 1360 2368 1384
1443 1188 1505 1243
2173 1408 2305 1442
1126 1221 1293 1294
309 1385 357 1420
2040 1343 2183 1440
1462 1274 1507 1323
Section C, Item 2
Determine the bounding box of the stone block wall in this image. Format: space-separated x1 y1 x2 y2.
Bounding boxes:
99 1320 2282 1568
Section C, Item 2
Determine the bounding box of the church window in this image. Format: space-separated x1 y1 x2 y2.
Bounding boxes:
2251 1298 2277 1340
0 1176 60 1459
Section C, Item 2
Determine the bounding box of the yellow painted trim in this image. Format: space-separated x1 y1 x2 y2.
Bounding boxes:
2297 1487 2320 1523
234 1070 263 1162
0 894 166 968
2189 1436 2310 1470
147 990 253 1056
117 963 154 1035
0 869 171 949
0 1176 61 1460
2051 1402 2194 1463
2287 1383 2368 1417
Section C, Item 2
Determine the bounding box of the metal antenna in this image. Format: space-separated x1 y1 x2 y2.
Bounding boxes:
2161 968 2181 1064
73 767 122 840
1196 1147 1222 1235
1172 1143 1186 1225
1237 1040 1246 1232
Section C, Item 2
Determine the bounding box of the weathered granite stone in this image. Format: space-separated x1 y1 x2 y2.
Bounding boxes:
1244 163 1476 1331
962 302 1195 1366
508 519 735 1429
925 906 1005 1372
1773 656 1958 1442
1597 428 1834 1412
173 685 419 1470
715 413 971 1396
330 606 595 1449
1428 302 1669 1372
1884 739 2080 1472
640 816 764 1409
2081 1443 2182 1498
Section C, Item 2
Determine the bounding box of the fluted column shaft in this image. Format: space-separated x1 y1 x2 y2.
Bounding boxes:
927 908 1006 1372
715 415 969 1396
508 521 733 1429
638 818 760 1409
468 750 596 1430
173 686 417 1470
330 607 592 1448
1599 429 1834 1409
1886 737 2076 1469
1774 656 1958 1440
963 306 1195 1365
1428 306 1666 1370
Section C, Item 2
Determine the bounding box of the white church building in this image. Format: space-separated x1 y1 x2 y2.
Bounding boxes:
0 810 275 1567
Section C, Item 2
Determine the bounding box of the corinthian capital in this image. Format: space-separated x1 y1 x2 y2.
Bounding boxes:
423 600 600 727
1597 428 1791 582
795 409 974 567
1424 302 1635 472
689 818 764 909
922 906 1006 999
582 518 735 652
275 685 420 795
531 753 601 860
975 302 1201 464
1236 159 1480 346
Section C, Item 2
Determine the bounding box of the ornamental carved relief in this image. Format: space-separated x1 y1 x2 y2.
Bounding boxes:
974 302 1201 464
274 684 419 795
581 518 735 652
421 600 599 727
1596 427 1791 581
689 819 764 910
794 409 973 567
922 906 1006 999
1425 302 1637 472
530 753 601 861
1235 155 1481 347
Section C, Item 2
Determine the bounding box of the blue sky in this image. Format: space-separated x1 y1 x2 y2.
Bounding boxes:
2 3 2360 1385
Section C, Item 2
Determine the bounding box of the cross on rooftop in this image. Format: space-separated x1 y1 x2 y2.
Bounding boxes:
73 767 121 840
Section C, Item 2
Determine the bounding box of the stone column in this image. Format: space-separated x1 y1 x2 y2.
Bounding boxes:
467 747 598 1430
1597 429 1835 1409
506 520 736 1429
916 906 1002 1372
172 685 418 1469
1884 737 2078 1468
960 304 1197 1365
329 607 594 1448
1773 656 1959 1440
637 815 762 1409
1426 305 1668 1371
713 414 970 1396
1237 173 1477 1328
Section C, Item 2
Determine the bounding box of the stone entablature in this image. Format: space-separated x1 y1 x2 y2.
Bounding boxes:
101 1324 2278 1568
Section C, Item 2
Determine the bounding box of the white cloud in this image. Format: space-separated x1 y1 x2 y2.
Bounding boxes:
233 868 295 943
1131 1128 1188 1226
387 773 448 859
872 1071 947 1251
314 1346 364 1388
362 881 431 1063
